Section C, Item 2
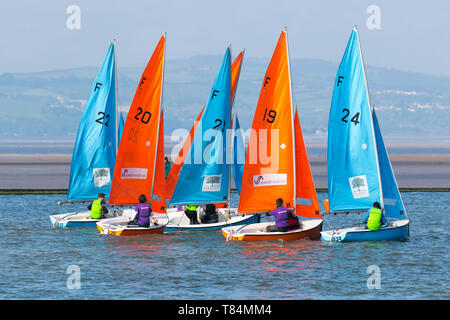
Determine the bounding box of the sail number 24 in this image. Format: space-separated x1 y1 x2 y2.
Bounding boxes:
341 108 360 125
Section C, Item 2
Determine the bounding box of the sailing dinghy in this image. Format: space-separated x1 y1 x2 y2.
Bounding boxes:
222 29 323 241
320 27 409 242
50 41 122 228
97 34 168 236
165 48 259 231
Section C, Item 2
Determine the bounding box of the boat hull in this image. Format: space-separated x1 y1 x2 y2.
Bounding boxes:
320 219 410 242
165 208 260 231
50 211 104 228
222 219 323 241
96 213 168 236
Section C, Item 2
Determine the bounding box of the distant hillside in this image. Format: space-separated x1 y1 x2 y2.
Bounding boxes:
1 56 450 140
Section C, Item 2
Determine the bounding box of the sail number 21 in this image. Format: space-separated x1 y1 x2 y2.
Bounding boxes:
341 108 360 125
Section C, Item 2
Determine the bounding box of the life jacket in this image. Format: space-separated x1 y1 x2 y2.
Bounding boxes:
136 204 151 226
367 208 382 231
90 199 103 219
186 205 198 212
288 213 299 229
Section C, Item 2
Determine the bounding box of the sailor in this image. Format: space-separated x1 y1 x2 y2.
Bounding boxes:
362 201 388 230
199 203 219 224
266 198 298 232
164 156 172 178
128 194 156 228
184 204 199 224
87 192 108 219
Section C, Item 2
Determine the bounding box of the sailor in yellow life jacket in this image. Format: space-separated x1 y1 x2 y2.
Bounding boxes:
362 201 388 231
87 192 109 219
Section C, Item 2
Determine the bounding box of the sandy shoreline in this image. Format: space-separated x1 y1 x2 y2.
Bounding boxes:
1 153 450 162
0 153 449 189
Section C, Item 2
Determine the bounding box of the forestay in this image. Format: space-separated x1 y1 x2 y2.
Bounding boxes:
232 113 245 195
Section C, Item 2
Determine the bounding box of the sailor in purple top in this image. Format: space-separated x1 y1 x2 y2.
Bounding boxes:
128 194 152 228
266 198 291 232
134 202 151 227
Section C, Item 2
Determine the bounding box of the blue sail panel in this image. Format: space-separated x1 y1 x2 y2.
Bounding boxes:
67 43 117 201
170 48 232 205
232 114 245 195
372 110 407 219
118 112 125 145
327 29 381 211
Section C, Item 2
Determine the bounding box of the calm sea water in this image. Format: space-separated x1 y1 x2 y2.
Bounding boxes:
0 192 448 300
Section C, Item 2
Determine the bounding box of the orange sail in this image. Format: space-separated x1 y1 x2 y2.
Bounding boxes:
294 110 321 218
165 51 245 202
238 30 295 213
109 35 165 205
151 110 166 213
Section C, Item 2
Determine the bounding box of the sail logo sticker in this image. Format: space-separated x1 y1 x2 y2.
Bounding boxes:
202 174 222 192
253 174 287 187
93 168 110 187
121 168 148 179
349 175 369 199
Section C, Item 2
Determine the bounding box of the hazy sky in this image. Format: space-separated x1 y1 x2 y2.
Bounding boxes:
1 0 449 75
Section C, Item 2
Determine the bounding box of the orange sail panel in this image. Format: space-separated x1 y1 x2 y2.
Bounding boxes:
109 35 165 205
238 31 295 213
152 111 166 213
165 51 244 202
231 50 244 105
294 110 321 218
165 107 204 201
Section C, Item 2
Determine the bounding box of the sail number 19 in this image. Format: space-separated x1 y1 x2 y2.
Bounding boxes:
262 108 277 123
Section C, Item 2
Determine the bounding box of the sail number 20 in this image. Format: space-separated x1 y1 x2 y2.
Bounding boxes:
134 107 152 124
341 108 360 125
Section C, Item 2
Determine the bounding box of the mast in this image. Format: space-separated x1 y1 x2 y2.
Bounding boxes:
113 39 119 155
150 33 166 205
227 44 232 210
285 27 297 211
354 26 384 208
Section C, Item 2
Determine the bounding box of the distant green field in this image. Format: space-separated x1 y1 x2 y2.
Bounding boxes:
1 56 450 139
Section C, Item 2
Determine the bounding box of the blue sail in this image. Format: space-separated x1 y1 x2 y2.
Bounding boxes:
170 48 232 205
118 112 125 145
372 109 407 219
327 28 381 211
67 42 117 201
232 113 245 195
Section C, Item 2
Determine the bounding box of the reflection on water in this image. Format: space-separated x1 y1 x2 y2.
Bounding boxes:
0 192 448 299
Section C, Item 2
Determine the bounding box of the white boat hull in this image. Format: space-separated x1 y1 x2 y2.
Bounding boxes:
97 209 168 236
165 207 259 231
